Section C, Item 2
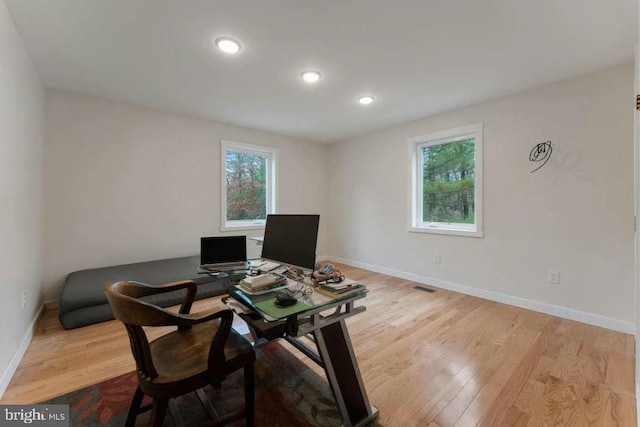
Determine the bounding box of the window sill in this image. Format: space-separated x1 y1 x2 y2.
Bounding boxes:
408 225 484 238
221 222 266 232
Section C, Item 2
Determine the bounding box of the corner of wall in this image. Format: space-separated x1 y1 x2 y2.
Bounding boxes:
0 304 44 399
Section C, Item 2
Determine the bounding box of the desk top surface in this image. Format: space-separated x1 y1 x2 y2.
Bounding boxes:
227 266 367 321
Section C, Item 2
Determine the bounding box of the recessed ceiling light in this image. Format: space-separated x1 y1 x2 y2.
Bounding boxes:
358 95 375 105
301 70 321 83
215 37 241 54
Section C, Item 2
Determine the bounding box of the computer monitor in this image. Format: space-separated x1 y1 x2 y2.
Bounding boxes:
261 214 320 270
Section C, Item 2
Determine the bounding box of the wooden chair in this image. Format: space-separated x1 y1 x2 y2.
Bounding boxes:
104 280 255 427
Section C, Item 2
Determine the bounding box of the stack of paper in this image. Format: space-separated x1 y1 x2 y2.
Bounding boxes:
248 260 281 271
239 273 287 294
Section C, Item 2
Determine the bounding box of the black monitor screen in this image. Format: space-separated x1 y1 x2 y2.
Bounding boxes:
261 214 320 269
200 236 247 265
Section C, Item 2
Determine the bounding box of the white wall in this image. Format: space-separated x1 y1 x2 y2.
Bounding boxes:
0 0 45 393
328 64 635 328
44 90 329 300
635 0 640 411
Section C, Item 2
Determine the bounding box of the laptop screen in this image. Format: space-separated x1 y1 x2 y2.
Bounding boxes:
200 236 247 265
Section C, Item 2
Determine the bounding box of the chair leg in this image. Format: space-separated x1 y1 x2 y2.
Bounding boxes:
149 398 169 427
125 386 144 427
196 388 220 420
244 362 255 427
168 399 185 427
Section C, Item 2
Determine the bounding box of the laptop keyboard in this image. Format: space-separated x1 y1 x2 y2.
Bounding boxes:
202 262 248 271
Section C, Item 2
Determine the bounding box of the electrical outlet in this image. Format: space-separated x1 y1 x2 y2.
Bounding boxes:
547 270 560 284
22 291 27 308
434 254 441 264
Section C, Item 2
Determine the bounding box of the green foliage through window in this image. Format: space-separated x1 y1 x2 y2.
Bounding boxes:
226 151 267 221
422 139 475 224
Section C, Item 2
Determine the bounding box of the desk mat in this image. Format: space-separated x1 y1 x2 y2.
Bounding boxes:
254 298 312 319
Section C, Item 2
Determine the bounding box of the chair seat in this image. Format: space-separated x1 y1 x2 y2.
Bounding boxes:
150 322 254 385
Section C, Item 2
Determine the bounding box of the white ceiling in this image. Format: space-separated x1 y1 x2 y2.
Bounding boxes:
4 0 637 143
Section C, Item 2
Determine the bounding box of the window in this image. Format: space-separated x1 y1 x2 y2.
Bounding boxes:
408 123 483 237
221 140 278 231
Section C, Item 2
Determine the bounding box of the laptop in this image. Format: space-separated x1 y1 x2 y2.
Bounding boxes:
200 236 248 271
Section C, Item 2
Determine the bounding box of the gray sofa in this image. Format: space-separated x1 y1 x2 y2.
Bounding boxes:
58 255 230 329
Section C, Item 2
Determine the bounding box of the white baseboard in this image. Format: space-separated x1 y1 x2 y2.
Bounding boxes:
0 304 44 399
331 256 635 335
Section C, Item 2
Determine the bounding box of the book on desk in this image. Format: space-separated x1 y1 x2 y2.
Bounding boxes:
314 283 367 298
313 277 367 298
238 273 287 294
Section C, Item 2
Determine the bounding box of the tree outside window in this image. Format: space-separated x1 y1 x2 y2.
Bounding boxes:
226 151 267 221
422 139 475 224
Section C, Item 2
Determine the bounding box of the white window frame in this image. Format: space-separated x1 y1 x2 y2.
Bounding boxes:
408 122 484 238
220 140 278 231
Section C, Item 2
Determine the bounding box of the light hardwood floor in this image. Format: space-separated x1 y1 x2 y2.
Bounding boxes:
1 264 636 426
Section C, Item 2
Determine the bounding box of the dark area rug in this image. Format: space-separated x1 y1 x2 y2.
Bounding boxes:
41 342 341 426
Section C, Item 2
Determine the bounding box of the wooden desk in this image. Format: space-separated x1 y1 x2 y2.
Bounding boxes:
226 289 378 427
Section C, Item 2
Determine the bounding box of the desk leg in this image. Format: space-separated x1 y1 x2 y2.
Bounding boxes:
314 320 378 427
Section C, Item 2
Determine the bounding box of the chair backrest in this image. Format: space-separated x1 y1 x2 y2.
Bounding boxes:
105 281 183 380
105 281 183 327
